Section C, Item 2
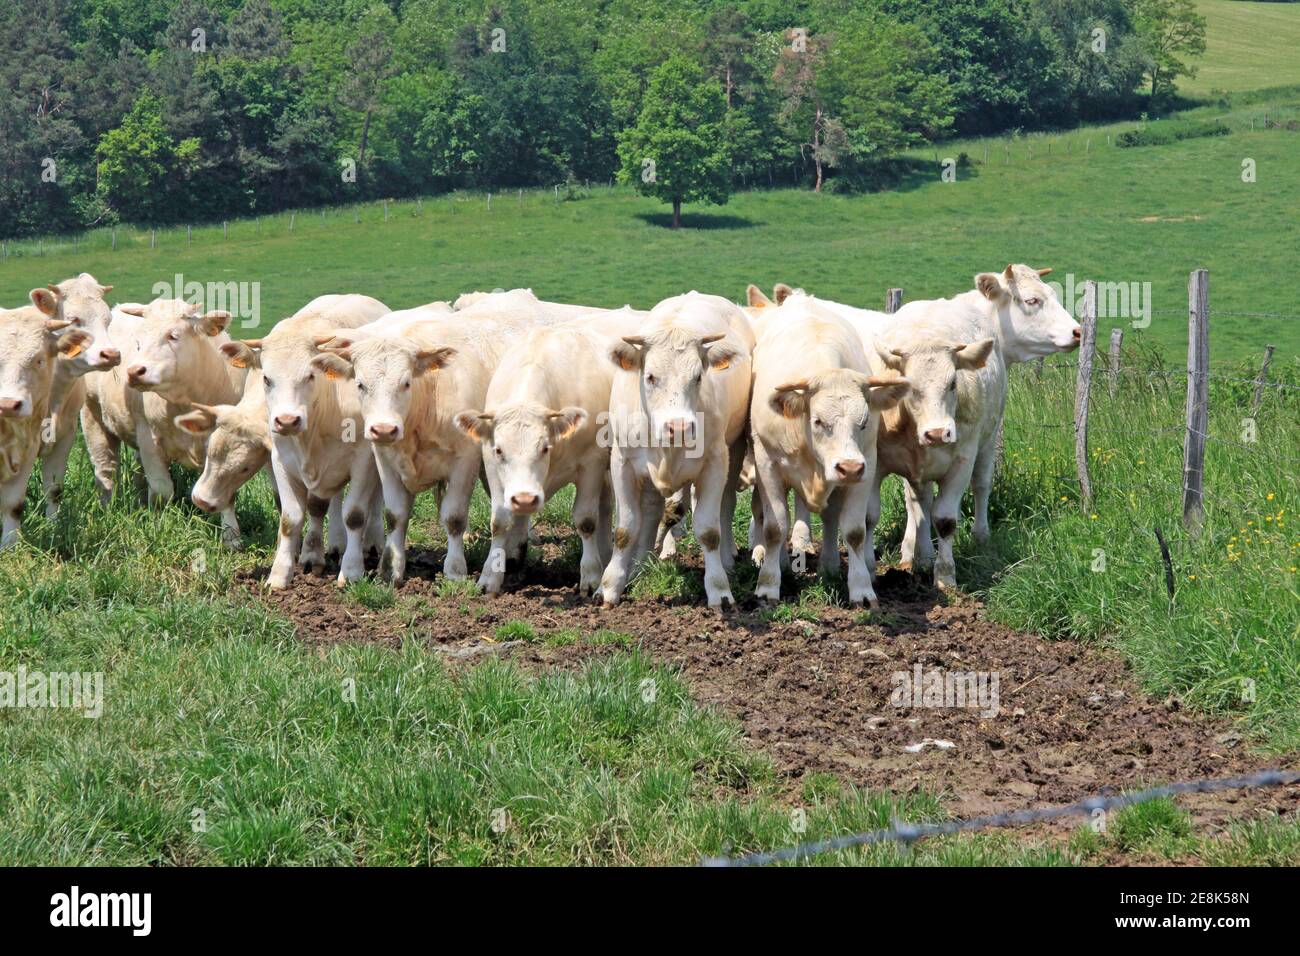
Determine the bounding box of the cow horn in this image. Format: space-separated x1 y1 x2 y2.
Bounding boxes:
1036 267 1052 277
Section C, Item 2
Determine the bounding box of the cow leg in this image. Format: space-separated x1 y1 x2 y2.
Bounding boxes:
506 512 530 568
752 445 789 603
335 459 377 586
933 457 977 591
900 479 935 572
363 486 385 560
694 447 734 608
748 485 766 564
40 421 76 519
719 438 745 573
81 404 119 507
476 454 511 594
971 431 999 544
819 491 842 578
839 482 878 608
572 457 607 596
267 459 307 589
596 474 613 566
134 420 174 508
325 494 345 561
864 470 886 583
655 486 689 560
219 504 243 551
374 454 415 585
791 489 814 556
439 454 478 580
299 494 330 572
599 449 644 606
1 472 31 549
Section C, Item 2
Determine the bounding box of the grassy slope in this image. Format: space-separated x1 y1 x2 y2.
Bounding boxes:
3 95 1299 361
1186 1 1300 95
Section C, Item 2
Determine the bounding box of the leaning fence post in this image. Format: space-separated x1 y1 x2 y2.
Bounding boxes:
1183 269 1209 529
885 288 903 314
1250 345 1275 419
1107 327 1123 396
1073 280 1098 510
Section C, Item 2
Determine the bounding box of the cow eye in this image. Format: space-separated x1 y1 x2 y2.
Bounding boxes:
645 374 657 386
541 445 550 455
1025 297 1041 307
948 379 957 392
263 376 274 389
495 447 504 459
357 382 367 393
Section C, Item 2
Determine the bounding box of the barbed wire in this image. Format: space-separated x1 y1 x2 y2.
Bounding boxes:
702 767 1300 867
1014 362 1300 392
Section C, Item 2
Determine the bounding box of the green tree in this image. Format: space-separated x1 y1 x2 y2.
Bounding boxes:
617 54 731 228
94 93 198 222
1133 0 1207 106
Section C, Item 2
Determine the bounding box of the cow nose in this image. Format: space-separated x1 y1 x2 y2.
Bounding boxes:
923 427 952 445
834 459 865 480
369 422 398 442
1072 327 1082 341
0 397 22 415
192 493 215 513
273 413 302 433
126 364 146 380
510 493 540 513
99 348 121 366
663 419 694 442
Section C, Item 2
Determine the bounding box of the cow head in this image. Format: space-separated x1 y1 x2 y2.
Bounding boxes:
770 370 909 483
455 404 587 515
609 328 738 450
29 273 120 374
311 336 455 444
174 402 271 512
874 338 994 446
975 264 1080 362
121 298 231 393
0 308 87 418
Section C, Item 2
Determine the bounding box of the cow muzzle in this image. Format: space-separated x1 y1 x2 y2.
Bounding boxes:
191 492 218 513
921 425 956 446
273 413 303 435
833 458 866 482
0 396 26 417
96 348 122 369
125 364 154 389
509 492 542 514
368 421 401 443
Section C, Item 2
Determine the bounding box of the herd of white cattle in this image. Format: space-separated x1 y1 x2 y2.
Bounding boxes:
0 265 1080 609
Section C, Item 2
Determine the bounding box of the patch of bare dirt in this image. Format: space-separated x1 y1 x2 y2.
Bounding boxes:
241 538 1299 837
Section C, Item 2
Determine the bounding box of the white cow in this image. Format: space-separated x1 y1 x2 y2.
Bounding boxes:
599 292 755 608
0 307 92 547
249 294 391 587
81 298 245 539
455 307 646 594
27 275 121 516
748 298 908 606
311 297 570 584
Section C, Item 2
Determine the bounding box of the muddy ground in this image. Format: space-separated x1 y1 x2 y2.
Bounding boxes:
245 533 1299 844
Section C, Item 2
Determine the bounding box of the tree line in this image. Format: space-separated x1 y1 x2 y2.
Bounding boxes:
1 0 1207 237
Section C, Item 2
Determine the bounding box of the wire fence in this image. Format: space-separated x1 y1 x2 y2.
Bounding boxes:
702 767 1300 866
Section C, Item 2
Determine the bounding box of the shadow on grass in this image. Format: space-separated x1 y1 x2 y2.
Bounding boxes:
634 211 762 231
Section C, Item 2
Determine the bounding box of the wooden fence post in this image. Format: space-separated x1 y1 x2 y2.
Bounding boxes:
1182 269 1209 529
384 200 389 221
187 225 192 246
1073 280 1098 510
885 289 903 314
112 227 117 251
1107 327 1123 396
223 221 227 240
289 212 296 231
150 229 156 249
1250 345 1275 419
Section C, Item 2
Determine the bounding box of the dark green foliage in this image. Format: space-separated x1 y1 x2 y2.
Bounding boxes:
1115 118 1231 146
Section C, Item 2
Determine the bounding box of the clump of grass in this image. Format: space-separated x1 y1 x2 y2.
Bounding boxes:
436 577 480 600
1109 797 1194 855
589 629 634 648
629 556 705 602
546 628 581 648
345 579 397 611
494 620 538 643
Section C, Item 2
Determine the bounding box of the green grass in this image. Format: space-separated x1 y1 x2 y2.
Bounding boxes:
4 91 1300 360
1185 1 1300 96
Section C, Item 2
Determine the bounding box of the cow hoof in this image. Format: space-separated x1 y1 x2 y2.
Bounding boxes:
755 585 780 604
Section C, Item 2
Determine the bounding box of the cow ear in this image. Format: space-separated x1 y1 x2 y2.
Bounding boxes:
864 375 909 411
173 404 218 436
220 341 261 369
547 406 587 440
705 342 740 372
315 331 358 352
611 336 644 372
56 329 92 358
117 304 146 317
746 284 772 309
311 352 353 381
30 288 60 316
414 347 456 374
454 410 494 442
197 310 232 336
873 339 906 372
976 273 1007 302
773 283 795 305
953 338 995 370
770 379 810 419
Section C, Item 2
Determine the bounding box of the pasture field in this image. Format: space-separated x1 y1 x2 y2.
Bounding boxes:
1184 0 1300 96
1 76 1298 867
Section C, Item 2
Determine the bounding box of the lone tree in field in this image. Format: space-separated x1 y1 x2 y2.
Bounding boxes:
1134 0 1207 106
618 55 731 228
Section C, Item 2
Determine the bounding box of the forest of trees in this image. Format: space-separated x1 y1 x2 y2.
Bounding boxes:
1 0 1208 237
